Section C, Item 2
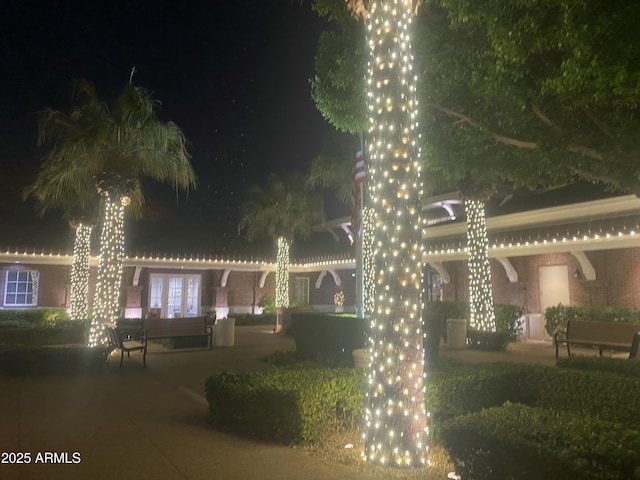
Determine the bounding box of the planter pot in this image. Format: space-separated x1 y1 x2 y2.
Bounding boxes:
215 317 236 347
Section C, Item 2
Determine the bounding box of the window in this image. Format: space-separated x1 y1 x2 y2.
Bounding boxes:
5 270 39 306
294 277 309 305
148 274 200 318
427 269 443 302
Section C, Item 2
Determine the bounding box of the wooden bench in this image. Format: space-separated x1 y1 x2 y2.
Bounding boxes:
142 316 213 350
554 320 640 359
631 332 640 360
105 323 147 368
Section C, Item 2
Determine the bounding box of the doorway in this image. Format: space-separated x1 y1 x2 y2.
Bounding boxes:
538 265 570 339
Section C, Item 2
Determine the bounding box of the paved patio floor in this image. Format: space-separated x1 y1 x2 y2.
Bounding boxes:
0 326 625 480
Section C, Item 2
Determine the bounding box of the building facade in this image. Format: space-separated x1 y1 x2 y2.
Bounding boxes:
3 194 640 340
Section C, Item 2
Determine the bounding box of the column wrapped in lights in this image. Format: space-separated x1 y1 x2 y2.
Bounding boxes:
70 222 92 322
465 198 496 331
275 236 290 308
363 206 376 314
89 194 126 347
363 0 427 467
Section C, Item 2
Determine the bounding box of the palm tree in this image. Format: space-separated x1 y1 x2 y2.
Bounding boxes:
33 78 196 345
305 130 357 204
346 0 427 467
24 177 98 323
239 173 324 331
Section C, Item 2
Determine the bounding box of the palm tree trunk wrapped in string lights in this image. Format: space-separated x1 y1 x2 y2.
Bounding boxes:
348 0 428 467
69 222 92 322
465 198 496 331
88 194 127 346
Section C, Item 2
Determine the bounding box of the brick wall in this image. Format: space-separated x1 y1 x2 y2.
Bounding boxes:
434 247 640 313
0 263 69 308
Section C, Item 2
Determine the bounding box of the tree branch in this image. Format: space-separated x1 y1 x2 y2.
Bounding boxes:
430 103 538 149
583 108 613 138
429 103 605 160
531 104 564 135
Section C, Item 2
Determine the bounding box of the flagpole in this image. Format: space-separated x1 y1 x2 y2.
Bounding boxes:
352 148 366 317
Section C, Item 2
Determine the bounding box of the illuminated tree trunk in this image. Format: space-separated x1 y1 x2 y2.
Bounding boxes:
275 236 290 332
465 198 496 331
362 206 376 315
89 194 126 346
363 1 427 467
70 222 92 322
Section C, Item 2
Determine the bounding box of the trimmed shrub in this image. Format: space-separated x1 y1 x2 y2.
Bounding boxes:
426 362 640 428
545 305 640 338
424 301 523 349
426 363 540 424
0 324 87 348
440 403 640 480
257 294 276 314
290 313 368 366
494 304 524 341
556 356 640 378
466 329 511 350
232 313 277 326
424 301 467 323
534 368 640 425
0 346 106 376
0 308 70 326
204 367 366 445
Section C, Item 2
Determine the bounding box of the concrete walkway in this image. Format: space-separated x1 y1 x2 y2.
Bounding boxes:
0 327 569 480
1 326 379 480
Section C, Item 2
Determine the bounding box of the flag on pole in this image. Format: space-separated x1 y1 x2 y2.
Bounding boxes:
351 150 365 237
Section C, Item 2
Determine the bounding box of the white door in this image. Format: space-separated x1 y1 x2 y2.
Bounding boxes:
538 265 570 339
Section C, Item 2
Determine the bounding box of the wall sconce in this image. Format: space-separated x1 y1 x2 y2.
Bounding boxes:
573 268 582 279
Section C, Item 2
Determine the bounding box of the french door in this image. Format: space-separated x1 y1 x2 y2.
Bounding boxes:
149 274 200 318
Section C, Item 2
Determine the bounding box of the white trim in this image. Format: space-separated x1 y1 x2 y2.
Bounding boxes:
426 262 450 284
570 251 596 281
495 257 518 283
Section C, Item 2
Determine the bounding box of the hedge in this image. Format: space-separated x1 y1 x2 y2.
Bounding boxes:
440 403 640 480
205 367 366 445
545 305 640 338
0 324 87 348
424 302 524 350
0 308 70 327
426 362 640 428
556 356 640 378
290 313 368 366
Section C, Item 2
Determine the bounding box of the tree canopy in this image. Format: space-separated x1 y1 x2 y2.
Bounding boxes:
29 79 196 216
419 0 640 193
312 0 640 195
238 173 325 244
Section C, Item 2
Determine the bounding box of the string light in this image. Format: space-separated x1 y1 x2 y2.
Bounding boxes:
89 194 126 347
69 222 92 322
363 0 428 467
465 199 496 331
276 236 290 308
363 206 376 314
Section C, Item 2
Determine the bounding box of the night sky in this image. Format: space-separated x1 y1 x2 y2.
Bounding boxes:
0 1 348 257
